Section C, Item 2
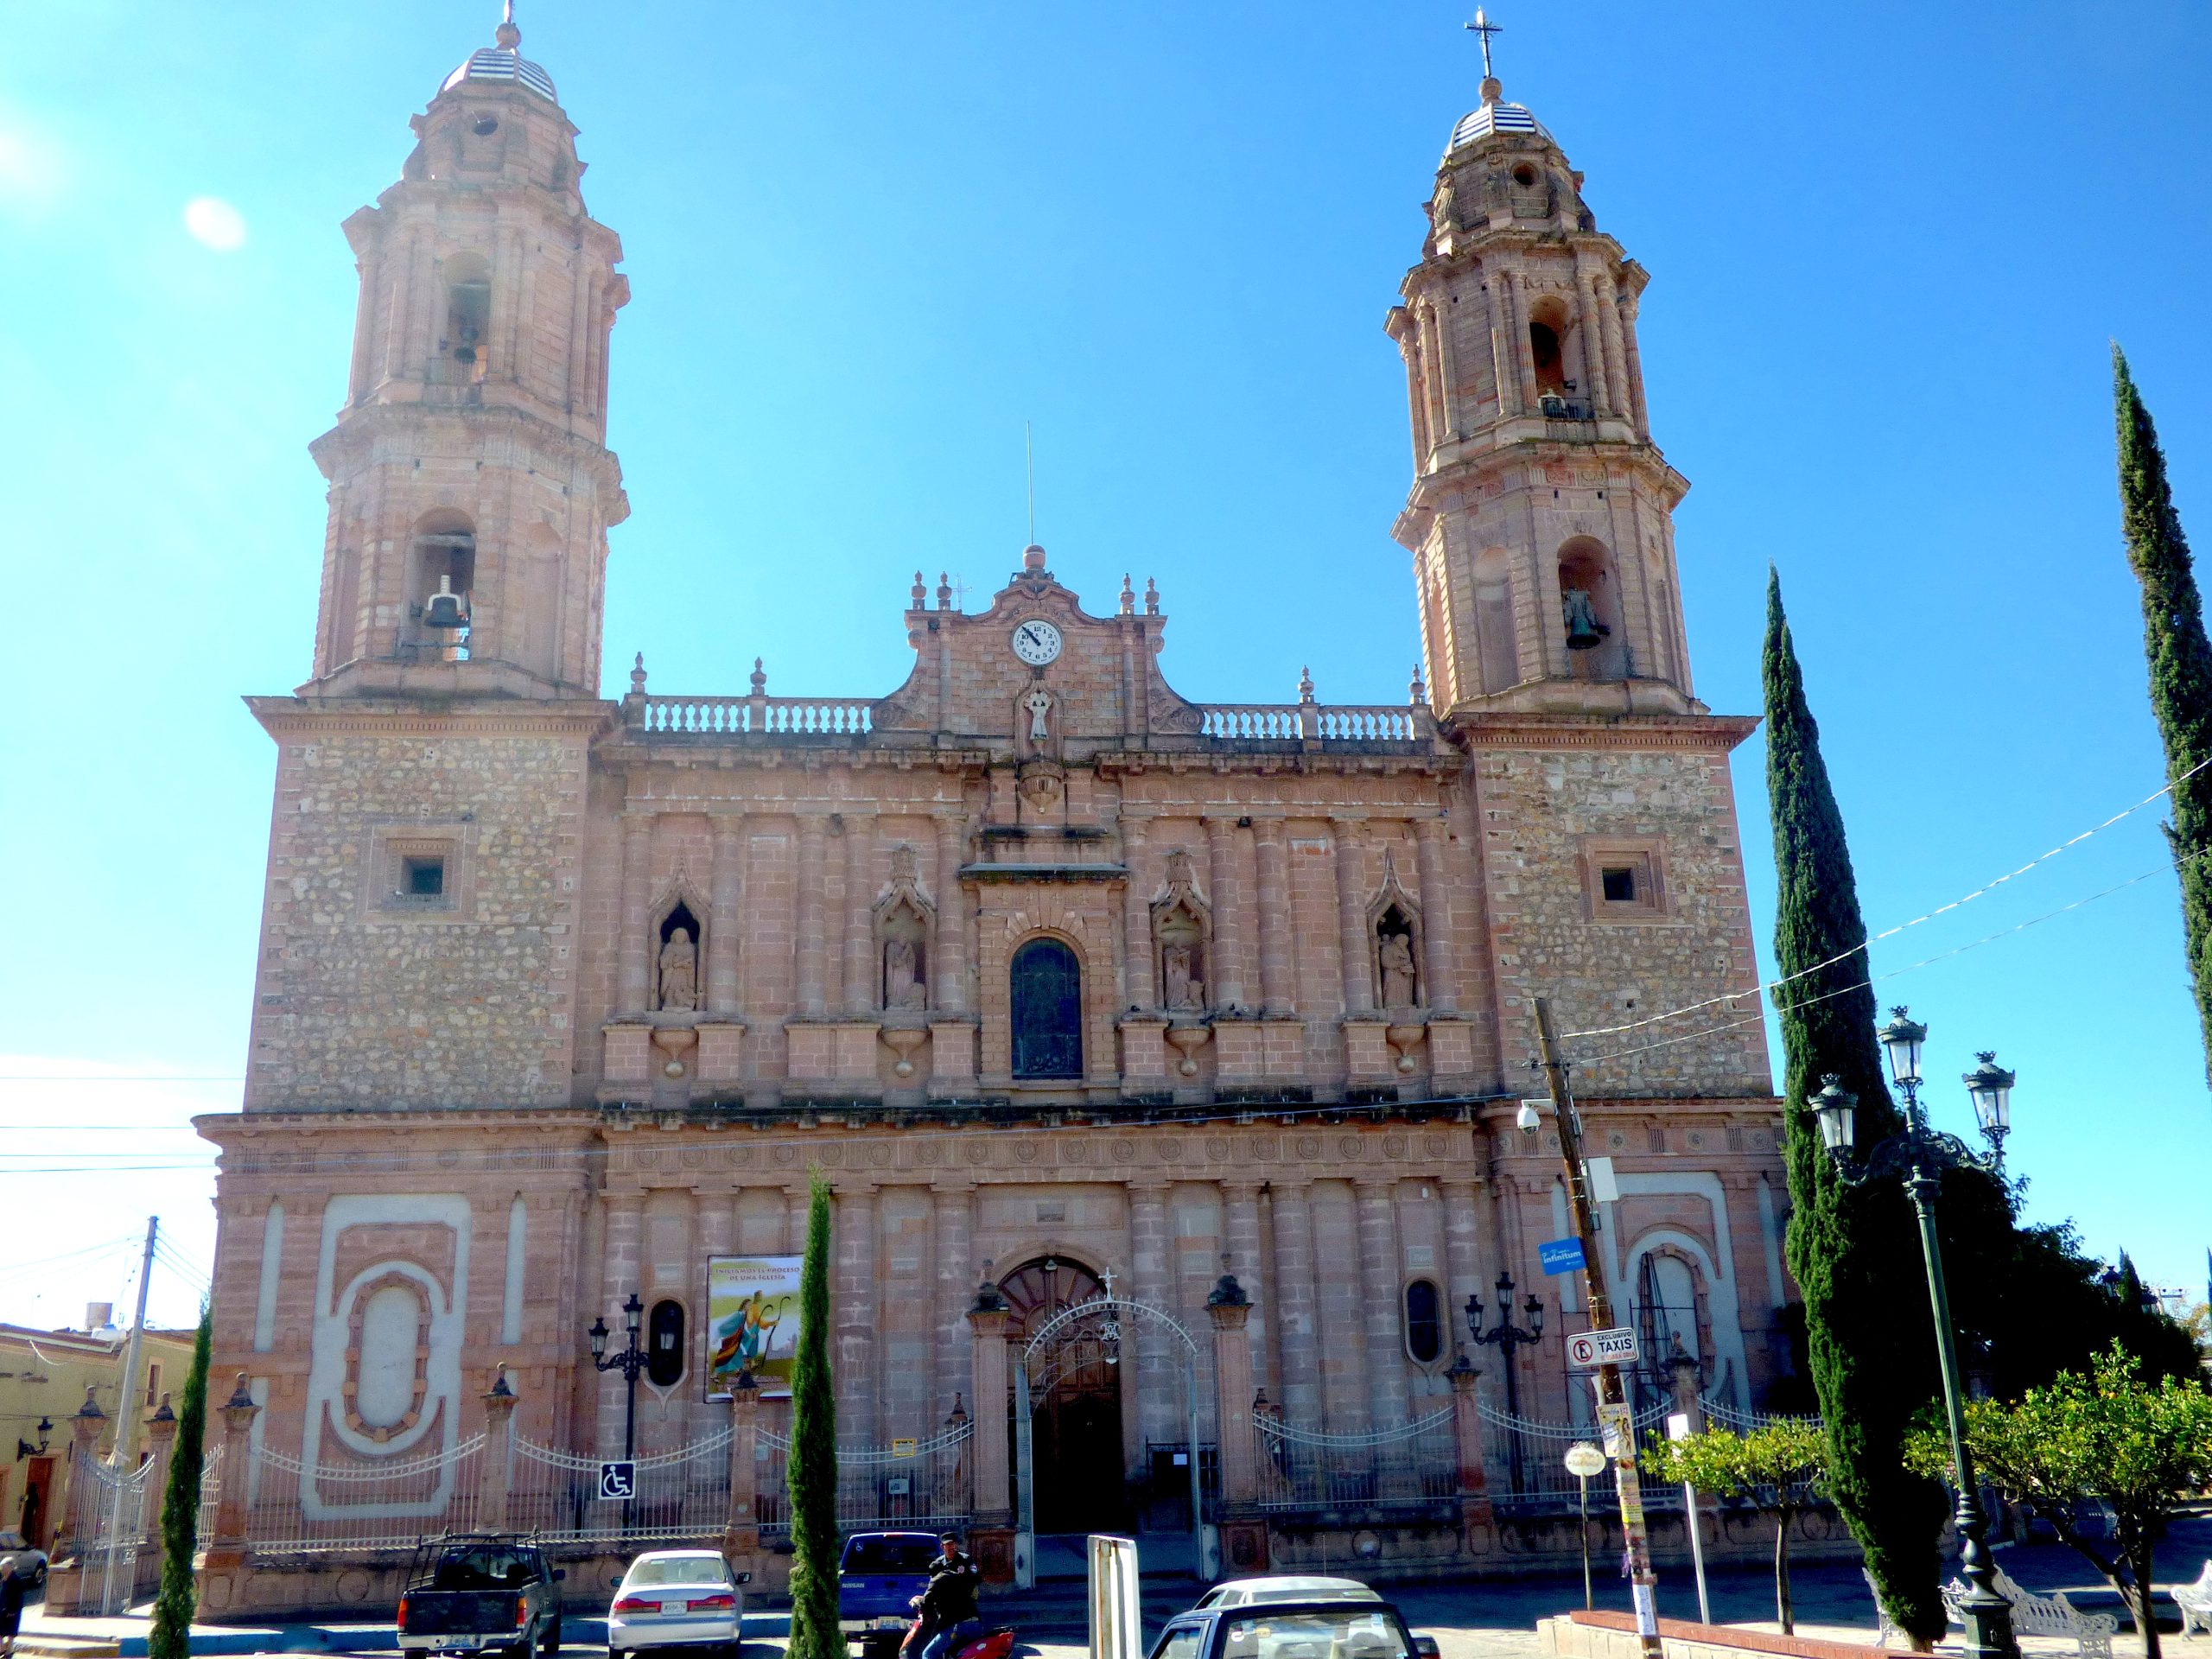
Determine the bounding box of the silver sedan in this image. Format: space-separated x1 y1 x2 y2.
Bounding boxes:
607 1550 748 1657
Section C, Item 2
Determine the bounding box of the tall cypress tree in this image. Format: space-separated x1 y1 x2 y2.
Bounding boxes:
785 1173 846 1659
149 1307 212 1659
1764 570 1950 1644
2113 347 2212 1081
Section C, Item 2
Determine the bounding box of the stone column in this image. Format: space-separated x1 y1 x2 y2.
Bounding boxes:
932 1183 975 1420
1504 268 1540 411
1121 814 1155 1009
1128 1180 1174 1445
1332 820 1373 1014
208 1376 259 1555
477 1374 517 1531
1206 1281 1258 1507
1618 289 1649 440
1482 266 1512 420
966 1298 1013 1529
932 812 969 1014
836 1183 879 1446
708 815 744 1013
1353 1179 1404 1431
1220 1182 1268 1396
795 811 830 1016
1269 1184 1322 1427
55 1389 108 1566
618 813 654 1014
1203 816 1248 1008
1573 266 1613 416
842 814 877 1016
1413 816 1458 1013
140 1397 177 1560
1431 302 1460 442
597 1192 644 1454
1669 1345 1704 1433
724 1374 761 1557
1446 1354 1495 1525
1252 819 1293 1014
1595 270 1630 424
1441 1179 1486 1357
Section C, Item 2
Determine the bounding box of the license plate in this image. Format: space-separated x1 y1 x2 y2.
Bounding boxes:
875 1618 908 1631
661 1603 688 1616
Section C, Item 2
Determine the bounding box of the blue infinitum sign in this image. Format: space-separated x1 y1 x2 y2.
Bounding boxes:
1538 1236 1587 1275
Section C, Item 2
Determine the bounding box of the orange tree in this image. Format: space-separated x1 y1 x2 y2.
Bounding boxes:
1644 1421 1829 1635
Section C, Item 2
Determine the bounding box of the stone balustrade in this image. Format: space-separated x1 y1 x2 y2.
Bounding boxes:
639 695 875 735
1199 703 1430 743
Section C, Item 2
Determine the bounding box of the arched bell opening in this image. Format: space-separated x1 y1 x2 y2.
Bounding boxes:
438 251 492 386
405 509 475 662
1556 535 1626 680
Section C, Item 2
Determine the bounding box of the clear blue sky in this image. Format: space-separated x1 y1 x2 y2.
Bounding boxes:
3 2 2209 1333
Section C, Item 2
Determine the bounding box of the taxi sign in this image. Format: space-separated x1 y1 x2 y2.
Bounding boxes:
1566 1326 1638 1368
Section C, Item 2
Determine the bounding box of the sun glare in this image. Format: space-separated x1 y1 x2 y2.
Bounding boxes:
183 194 247 251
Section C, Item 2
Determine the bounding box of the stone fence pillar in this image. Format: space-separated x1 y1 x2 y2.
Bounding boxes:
477 1374 517 1532
56 1387 109 1564
141 1395 178 1570
206 1376 260 1561
724 1373 761 1559
965 1287 1014 1584
1447 1351 1496 1529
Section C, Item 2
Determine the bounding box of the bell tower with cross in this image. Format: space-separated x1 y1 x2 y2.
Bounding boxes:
301 2 628 698
1388 11 1699 722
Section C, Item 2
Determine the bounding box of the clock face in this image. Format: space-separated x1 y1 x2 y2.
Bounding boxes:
1010 619 1063 666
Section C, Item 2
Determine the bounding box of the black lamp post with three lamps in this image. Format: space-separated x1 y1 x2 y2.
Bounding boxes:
588 1291 647 1533
1466 1273 1546 1495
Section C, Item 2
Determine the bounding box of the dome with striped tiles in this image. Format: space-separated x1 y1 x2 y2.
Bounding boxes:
1446 79 1549 156
441 8 556 103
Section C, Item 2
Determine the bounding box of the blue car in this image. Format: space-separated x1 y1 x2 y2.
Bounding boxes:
838 1531 944 1656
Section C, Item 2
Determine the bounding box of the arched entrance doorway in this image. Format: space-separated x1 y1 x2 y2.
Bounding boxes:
1001 1257 1126 1535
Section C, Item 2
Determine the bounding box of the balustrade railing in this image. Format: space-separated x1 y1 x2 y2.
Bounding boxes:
639 696 874 736
1198 704 1427 743
244 1434 485 1556
1253 1408 1457 1512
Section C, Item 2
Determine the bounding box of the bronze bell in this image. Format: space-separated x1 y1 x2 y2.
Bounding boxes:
1561 587 1606 651
423 574 469 631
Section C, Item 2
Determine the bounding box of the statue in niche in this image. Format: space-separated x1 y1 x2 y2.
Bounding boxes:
1379 930 1418 1009
658 926 699 1013
1021 686 1053 742
884 935 926 1011
1162 942 1205 1012
1561 588 1608 650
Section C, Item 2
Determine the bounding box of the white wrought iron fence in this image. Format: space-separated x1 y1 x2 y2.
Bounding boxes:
1253 1408 1458 1512
755 1419 973 1536
245 1434 485 1555
1479 1399 1676 1510
196 1442 223 1549
1698 1395 1822 1433
72 1449 156 1614
511 1427 733 1547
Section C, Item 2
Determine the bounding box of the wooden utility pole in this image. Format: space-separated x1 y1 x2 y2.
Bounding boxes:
1535 999 1662 1656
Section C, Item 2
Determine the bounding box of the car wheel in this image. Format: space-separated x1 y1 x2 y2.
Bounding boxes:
541 1618 563 1654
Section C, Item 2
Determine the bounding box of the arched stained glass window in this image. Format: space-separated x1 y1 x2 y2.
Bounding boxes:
1011 938 1083 1079
646 1299 686 1388
1404 1279 1444 1364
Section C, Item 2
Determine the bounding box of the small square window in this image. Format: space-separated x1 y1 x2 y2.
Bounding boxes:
1582 840 1667 921
403 855 446 897
1600 866 1637 904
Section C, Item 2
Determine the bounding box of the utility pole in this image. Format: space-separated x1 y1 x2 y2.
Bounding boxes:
100 1217 158 1615
1535 1001 1662 1656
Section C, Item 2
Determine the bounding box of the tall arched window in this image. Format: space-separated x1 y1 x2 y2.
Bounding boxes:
1404 1280 1444 1364
645 1299 686 1389
1010 938 1083 1079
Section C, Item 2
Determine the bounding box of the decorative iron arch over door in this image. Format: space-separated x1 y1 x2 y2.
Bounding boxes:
1010 938 1083 1079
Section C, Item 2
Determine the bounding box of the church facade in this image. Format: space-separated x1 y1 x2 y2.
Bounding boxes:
194 12 1791 1602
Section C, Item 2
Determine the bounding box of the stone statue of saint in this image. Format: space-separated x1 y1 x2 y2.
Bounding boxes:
1379 931 1418 1008
1021 687 1053 742
1162 943 1205 1012
658 927 698 1012
1561 588 1606 648
884 936 925 1010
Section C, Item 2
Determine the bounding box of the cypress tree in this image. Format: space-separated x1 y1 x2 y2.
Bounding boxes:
2113 347 2212 1081
785 1173 846 1659
148 1306 212 1659
1764 570 1950 1645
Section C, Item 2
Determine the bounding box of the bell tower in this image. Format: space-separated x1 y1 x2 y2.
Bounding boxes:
305 3 628 697
1389 39 1697 723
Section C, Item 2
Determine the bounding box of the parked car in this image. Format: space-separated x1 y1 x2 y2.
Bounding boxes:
1192 1578 1380 1611
837 1531 944 1656
0 1530 49 1589
608 1548 749 1657
1148 1599 1440 1659
397 1534 564 1659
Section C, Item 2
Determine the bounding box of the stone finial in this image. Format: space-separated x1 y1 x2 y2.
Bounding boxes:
911 570 928 609
629 652 648 695
1144 577 1160 616
487 1369 514 1398
1206 1257 1249 1308
1022 543 1047 574
1298 666 1316 704
1119 575 1136 616
1409 662 1427 706
749 657 767 695
1479 75 1503 106
496 0 522 50
938 572 953 611
150 1390 175 1423
74 1383 105 1421
223 1373 256 1410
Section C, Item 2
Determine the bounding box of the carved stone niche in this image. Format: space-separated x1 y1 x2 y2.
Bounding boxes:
873 844 936 1017
1150 849 1213 1015
652 888 708 1018
1368 846 1426 1015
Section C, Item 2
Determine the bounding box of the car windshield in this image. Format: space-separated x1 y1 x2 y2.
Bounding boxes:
1223 1611 1412 1659
1245 1586 1379 1605
429 1548 537 1590
842 1537 941 1574
626 1556 731 1587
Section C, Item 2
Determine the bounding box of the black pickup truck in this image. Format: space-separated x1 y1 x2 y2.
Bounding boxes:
397 1534 565 1659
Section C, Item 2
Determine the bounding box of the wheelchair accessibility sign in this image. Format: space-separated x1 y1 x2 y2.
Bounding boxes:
598 1460 637 1501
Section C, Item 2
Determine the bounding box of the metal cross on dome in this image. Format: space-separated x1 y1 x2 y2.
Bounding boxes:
1465 8 1503 79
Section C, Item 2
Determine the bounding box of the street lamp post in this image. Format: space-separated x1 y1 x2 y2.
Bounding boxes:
1465 1274 1546 1494
589 1292 646 1533
1808 1007 2019 1659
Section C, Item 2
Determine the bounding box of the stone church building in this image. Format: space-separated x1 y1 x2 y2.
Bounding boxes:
194 9 1793 1600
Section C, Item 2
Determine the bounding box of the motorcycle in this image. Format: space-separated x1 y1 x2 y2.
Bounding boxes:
897 1617 1014 1659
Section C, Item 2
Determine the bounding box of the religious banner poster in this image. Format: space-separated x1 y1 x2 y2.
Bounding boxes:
705 1255 803 1400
